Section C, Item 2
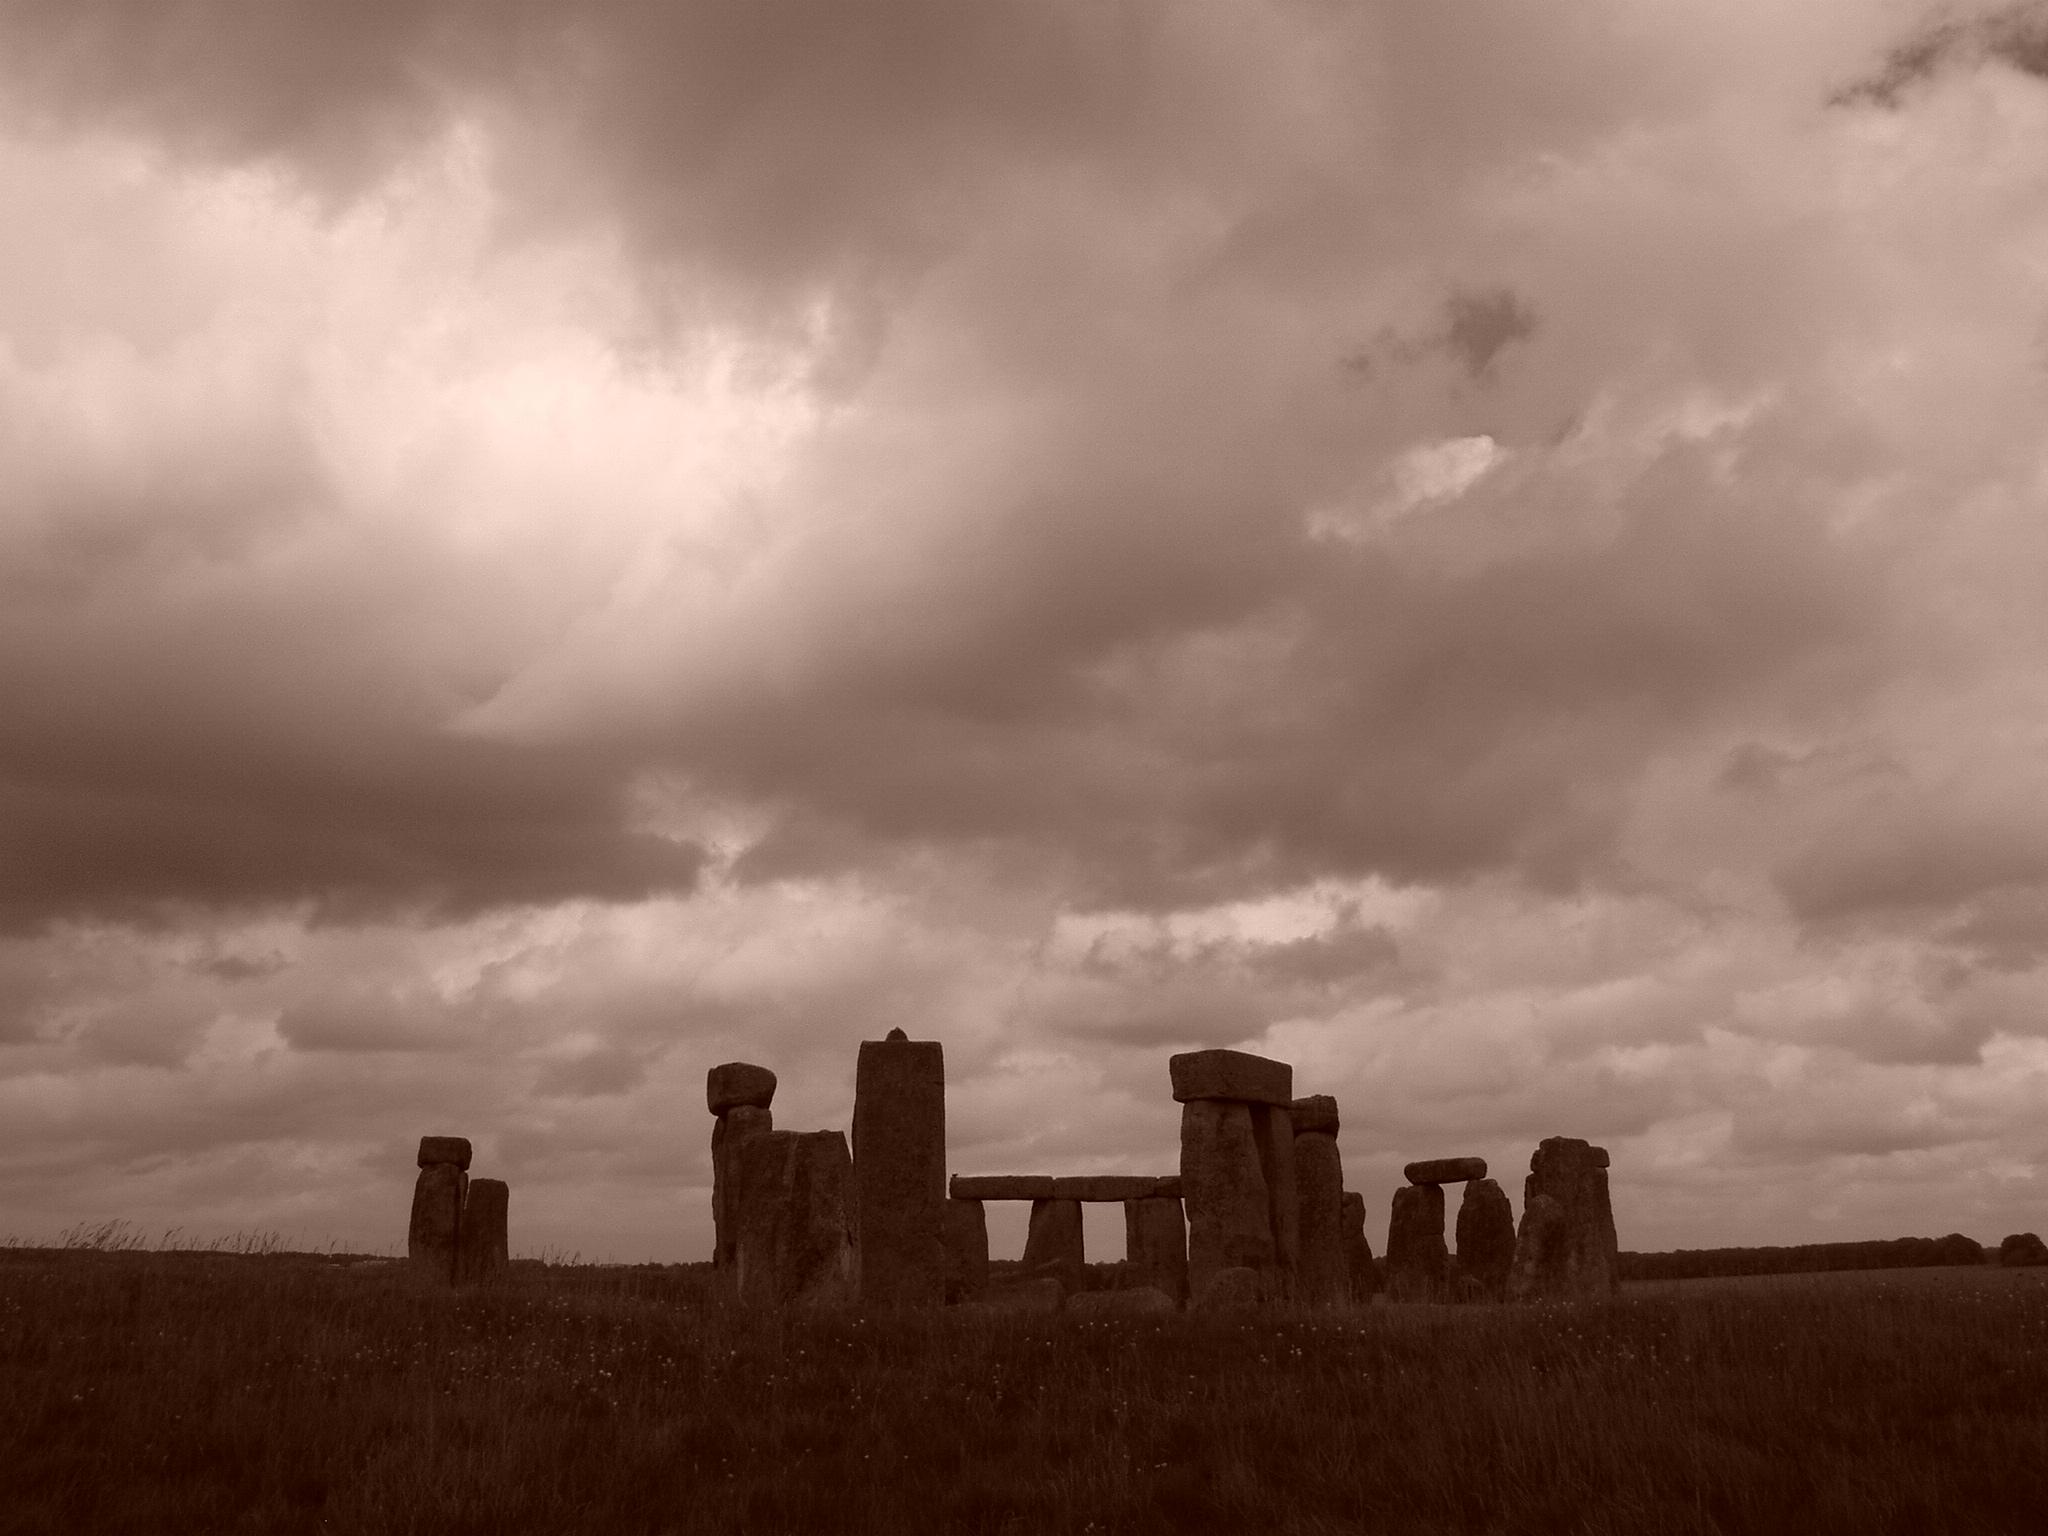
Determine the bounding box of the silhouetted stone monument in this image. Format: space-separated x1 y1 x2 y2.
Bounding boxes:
707 1063 777 1278
1405 1156 1487 1185
1175 1049 1297 1304
408 1136 470 1284
1022 1198 1086 1293
1125 1195 1189 1305
943 1197 990 1302
732 1129 857 1309
1384 1182 1448 1300
1341 1191 1379 1301
1506 1138 1618 1300
456 1178 509 1283
852 1029 947 1308
1454 1177 1515 1298
1291 1095 1348 1309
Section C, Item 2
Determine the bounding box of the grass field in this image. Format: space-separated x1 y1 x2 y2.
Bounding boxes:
4 1241 2046 1535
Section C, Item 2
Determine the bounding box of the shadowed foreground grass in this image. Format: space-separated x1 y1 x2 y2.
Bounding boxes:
3 1249 2046 1535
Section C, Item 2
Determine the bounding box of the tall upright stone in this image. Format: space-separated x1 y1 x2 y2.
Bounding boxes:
1384 1182 1448 1301
456 1178 509 1284
1291 1098 1347 1309
1340 1191 1379 1301
732 1129 857 1310
1453 1177 1514 1299
1180 1098 1274 1302
713 1103 774 1275
1125 1197 1188 1305
943 1198 990 1303
852 1029 947 1308
1022 1197 1086 1292
408 1136 470 1284
1506 1138 1618 1301
1250 1104 1299 1298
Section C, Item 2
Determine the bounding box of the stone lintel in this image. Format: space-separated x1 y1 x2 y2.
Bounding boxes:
1168 1049 1293 1106
1404 1156 1487 1185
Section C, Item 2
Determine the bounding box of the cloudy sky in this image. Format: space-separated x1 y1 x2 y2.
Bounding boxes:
4 0 2048 1263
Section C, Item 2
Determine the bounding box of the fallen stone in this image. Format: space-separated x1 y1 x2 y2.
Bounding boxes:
706 1062 777 1117
1180 1098 1275 1302
1404 1156 1487 1186
1454 1177 1515 1299
1190 1266 1262 1310
407 1162 465 1284
1999 1232 2048 1267
965 1277 1065 1314
1341 1192 1380 1301
852 1034 947 1308
1288 1095 1339 1136
1124 1195 1189 1305
1384 1182 1448 1301
1251 1103 1299 1297
1293 1130 1348 1309
1051 1175 1171 1202
1506 1137 1618 1301
712 1103 773 1274
944 1197 990 1303
1169 1048 1293 1106
1021 1198 1086 1291
456 1178 509 1284
949 1175 1055 1201
732 1129 858 1310
1068 1286 1176 1317
417 1136 472 1170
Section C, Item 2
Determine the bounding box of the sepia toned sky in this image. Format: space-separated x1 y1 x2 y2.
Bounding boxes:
4 0 2048 1262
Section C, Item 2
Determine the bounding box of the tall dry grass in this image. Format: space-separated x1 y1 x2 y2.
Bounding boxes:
3 1243 2045 1534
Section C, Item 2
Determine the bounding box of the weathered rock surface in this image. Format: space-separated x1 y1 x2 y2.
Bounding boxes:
1341 1191 1379 1301
732 1129 857 1310
1454 1177 1515 1299
706 1062 777 1116
1068 1287 1175 1317
1250 1103 1299 1297
1189 1266 1261 1310
1150 1176 1183 1200
1505 1137 1618 1301
1180 1099 1275 1302
852 1034 947 1308
417 1136 472 1170
1404 1156 1487 1186
1384 1182 1448 1301
1294 1130 1348 1309
407 1162 465 1283
1288 1095 1339 1136
943 1198 990 1303
1999 1232 2048 1266
965 1277 1065 1314
456 1178 509 1284
712 1103 773 1274
1169 1049 1293 1106
1052 1175 1173 1202
1124 1196 1189 1305
949 1175 1056 1201
1021 1198 1086 1292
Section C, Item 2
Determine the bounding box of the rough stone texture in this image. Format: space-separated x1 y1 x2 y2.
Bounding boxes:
949 1175 1055 1201
1124 1196 1189 1305
407 1162 465 1284
417 1136 472 1170
706 1061 777 1116
1999 1232 2048 1266
732 1130 857 1310
1021 1198 1086 1293
1341 1192 1379 1301
1068 1287 1175 1317
1293 1131 1348 1309
1169 1048 1293 1106
1506 1137 1619 1301
1189 1266 1261 1310
1052 1175 1172 1202
966 1278 1065 1314
1384 1182 1448 1301
456 1178 509 1284
1150 1176 1183 1200
1250 1103 1299 1299
1404 1156 1487 1186
1288 1095 1339 1136
712 1104 773 1275
943 1198 990 1303
1180 1099 1274 1303
1454 1177 1515 1298
852 1035 947 1308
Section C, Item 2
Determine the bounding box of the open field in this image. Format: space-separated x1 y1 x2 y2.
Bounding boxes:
4 1247 2047 1535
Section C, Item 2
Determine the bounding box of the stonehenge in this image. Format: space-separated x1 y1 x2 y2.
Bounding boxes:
1506 1138 1619 1300
456 1179 510 1284
1290 1095 1349 1309
708 1063 777 1278
1341 1191 1380 1300
853 1029 949 1307
1384 1182 1449 1300
1174 1049 1300 1304
731 1129 857 1309
406 1136 511 1286
1454 1178 1516 1298
943 1198 990 1302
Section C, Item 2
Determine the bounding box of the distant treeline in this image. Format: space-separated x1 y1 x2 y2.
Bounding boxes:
1619 1234 1985 1282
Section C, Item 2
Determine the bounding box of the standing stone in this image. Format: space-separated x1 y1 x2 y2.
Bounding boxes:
407 1161 465 1284
1124 1196 1189 1306
852 1031 947 1308
456 1179 509 1284
1341 1192 1379 1301
1453 1177 1515 1299
1021 1198 1086 1293
1293 1129 1348 1309
1249 1104 1299 1298
1506 1137 1618 1301
943 1197 990 1303
713 1103 774 1275
1180 1099 1274 1302
1384 1182 1448 1301
732 1129 857 1310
